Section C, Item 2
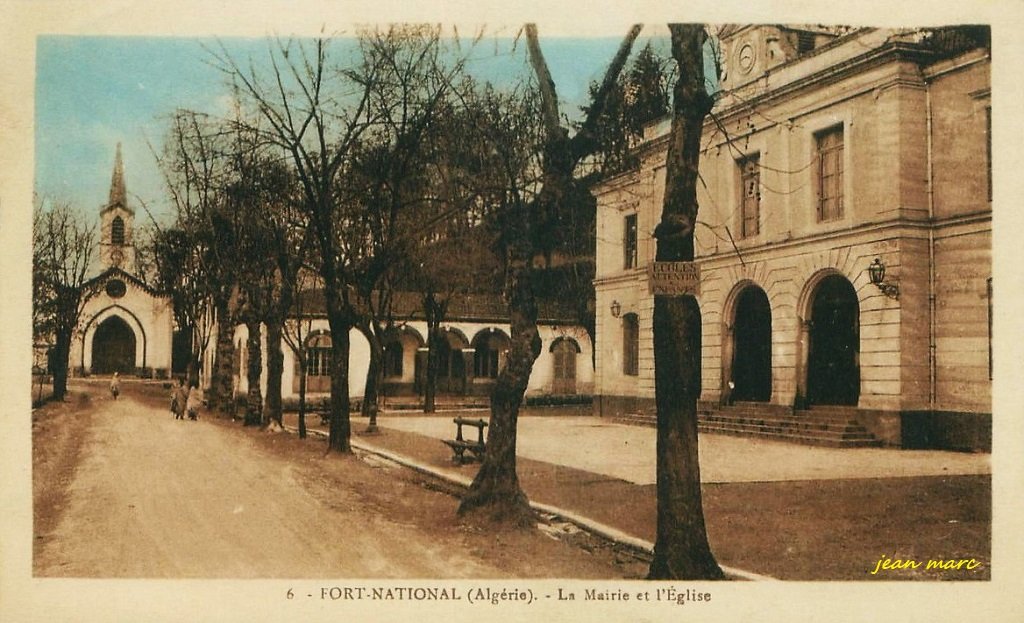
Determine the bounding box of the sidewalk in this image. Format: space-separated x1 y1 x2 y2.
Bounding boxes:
286 410 991 581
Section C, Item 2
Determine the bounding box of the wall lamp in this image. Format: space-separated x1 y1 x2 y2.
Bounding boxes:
610 300 622 318
867 257 900 300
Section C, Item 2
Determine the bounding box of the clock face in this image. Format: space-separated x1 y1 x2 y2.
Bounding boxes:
738 42 756 74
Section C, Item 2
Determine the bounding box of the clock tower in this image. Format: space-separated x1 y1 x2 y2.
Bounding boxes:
99 143 137 273
717 25 845 90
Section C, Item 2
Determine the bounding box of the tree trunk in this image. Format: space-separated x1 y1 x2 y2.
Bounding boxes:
187 353 202 390
422 293 446 413
648 24 724 580
458 205 537 525
209 296 236 415
51 327 72 401
297 354 308 439
360 323 385 430
325 292 353 453
244 319 263 426
424 324 438 413
263 318 285 429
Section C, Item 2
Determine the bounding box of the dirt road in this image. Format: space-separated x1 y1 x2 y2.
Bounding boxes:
35 393 578 578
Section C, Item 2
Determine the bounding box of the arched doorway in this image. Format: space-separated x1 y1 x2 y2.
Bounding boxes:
471 329 511 380
806 275 860 406
92 316 136 374
731 286 772 402
436 329 468 394
550 337 581 395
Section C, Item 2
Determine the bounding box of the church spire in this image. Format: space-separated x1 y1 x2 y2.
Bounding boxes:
108 142 126 209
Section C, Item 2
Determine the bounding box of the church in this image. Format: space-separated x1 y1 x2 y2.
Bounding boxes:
70 144 175 378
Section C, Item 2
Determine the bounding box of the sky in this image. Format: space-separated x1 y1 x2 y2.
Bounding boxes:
34 32 669 224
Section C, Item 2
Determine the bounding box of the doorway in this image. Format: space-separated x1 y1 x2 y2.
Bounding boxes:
92 316 136 374
731 286 772 402
806 275 860 406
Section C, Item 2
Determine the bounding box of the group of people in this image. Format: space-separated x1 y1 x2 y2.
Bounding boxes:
171 379 201 421
108 373 202 420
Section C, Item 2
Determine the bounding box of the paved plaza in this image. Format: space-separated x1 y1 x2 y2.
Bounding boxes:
376 413 991 485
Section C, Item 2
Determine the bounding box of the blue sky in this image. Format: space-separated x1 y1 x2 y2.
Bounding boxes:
35 33 666 224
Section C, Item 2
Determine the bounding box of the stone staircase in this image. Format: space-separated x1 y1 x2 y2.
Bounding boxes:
612 402 883 448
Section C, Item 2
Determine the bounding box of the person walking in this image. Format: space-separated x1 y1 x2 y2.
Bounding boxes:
186 383 202 421
171 379 188 420
109 372 120 400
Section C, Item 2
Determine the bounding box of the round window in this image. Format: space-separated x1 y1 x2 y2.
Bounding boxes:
105 279 127 298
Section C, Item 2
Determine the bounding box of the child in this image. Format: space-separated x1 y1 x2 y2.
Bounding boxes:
186 384 202 421
109 372 120 400
171 379 187 420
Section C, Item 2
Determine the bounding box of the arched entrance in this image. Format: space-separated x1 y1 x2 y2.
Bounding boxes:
806 274 860 406
550 337 581 395
731 286 772 402
436 329 468 394
471 329 511 380
92 316 136 374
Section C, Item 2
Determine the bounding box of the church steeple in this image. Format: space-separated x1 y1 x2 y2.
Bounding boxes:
99 142 136 272
107 142 127 210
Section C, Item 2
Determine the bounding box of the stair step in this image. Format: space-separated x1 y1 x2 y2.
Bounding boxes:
698 424 883 448
605 403 883 448
702 415 863 431
698 421 875 440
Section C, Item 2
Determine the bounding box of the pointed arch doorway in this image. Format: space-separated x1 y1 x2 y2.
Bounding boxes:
92 316 136 374
806 274 860 406
731 286 772 402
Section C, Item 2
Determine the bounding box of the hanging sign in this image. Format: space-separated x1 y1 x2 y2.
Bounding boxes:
648 261 701 296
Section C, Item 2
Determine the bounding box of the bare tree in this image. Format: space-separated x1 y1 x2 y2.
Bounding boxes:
648 24 724 580
213 35 383 452
342 27 467 426
456 24 642 523
32 199 98 401
152 110 234 388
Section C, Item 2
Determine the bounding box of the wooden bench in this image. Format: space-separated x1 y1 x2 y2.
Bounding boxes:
442 417 488 464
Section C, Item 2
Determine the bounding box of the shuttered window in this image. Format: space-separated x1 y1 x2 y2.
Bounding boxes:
624 214 638 269
816 126 844 221
739 154 760 238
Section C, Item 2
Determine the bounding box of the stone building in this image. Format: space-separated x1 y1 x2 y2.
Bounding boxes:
230 292 593 404
71 144 175 377
593 26 990 450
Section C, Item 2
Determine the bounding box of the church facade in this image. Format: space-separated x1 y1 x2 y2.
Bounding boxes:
70 145 175 378
593 27 991 451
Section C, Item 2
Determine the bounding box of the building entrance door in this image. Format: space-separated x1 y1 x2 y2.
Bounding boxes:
731 286 772 402
435 335 466 394
806 275 860 406
92 316 136 374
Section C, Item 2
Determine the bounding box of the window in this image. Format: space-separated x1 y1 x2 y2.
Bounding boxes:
308 334 332 377
111 216 125 245
815 126 844 221
384 340 403 378
739 154 760 238
624 213 638 269
474 348 499 378
622 313 639 376
473 333 507 379
105 279 126 299
302 333 333 393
